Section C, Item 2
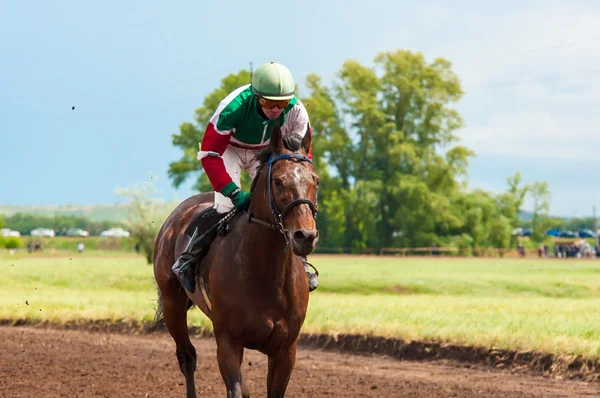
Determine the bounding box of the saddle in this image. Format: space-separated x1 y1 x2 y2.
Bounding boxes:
182 205 241 292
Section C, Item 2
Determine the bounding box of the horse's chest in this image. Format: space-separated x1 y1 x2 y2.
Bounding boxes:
234 312 302 354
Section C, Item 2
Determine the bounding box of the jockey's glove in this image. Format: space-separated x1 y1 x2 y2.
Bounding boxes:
221 182 251 209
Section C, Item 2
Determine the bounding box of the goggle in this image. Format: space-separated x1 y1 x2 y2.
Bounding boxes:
258 97 290 110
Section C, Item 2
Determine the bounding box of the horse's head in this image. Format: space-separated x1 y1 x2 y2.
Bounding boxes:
251 125 319 256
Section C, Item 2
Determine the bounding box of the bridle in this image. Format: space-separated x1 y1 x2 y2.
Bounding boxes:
246 153 318 240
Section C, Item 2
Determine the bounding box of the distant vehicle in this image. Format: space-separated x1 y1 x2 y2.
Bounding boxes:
557 230 576 238
100 228 130 238
545 229 560 237
66 228 89 237
577 229 596 238
30 228 55 237
512 227 533 237
0 228 21 238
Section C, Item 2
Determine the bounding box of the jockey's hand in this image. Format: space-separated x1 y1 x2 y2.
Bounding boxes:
230 189 251 209
221 182 251 209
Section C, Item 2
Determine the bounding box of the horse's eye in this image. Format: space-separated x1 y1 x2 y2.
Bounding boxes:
313 176 320 186
273 178 283 187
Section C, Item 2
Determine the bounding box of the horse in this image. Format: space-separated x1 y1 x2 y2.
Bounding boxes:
152 125 319 398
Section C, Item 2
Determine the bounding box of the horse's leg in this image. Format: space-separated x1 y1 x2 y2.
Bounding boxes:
239 349 250 398
160 279 197 398
216 331 245 398
266 342 297 398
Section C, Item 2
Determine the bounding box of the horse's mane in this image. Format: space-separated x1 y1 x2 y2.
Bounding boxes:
250 148 274 194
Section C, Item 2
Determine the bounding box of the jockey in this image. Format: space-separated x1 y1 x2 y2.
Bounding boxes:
172 61 319 293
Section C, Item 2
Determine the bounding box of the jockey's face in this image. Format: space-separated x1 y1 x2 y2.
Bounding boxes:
258 97 289 120
261 105 284 120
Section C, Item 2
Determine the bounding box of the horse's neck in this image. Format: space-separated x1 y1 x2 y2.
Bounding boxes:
237 219 296 291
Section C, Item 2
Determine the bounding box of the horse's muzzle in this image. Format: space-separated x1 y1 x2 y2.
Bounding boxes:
291 229 319 256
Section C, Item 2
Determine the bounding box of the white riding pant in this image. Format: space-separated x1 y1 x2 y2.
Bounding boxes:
213 145 262 214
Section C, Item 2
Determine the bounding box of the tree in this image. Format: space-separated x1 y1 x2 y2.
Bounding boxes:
496 172 529 227
115 182 171 264
445 190 496 254
330 50 472 248
529 181 552 242
488 216 512 255
299 74 354 248
166 51 553 254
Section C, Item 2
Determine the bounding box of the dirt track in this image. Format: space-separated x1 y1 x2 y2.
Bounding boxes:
1 327 599 397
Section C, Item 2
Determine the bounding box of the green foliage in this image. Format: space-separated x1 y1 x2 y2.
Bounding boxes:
525 216 598 233
4 237 22 249
488 216 512 250
115 181 170 264
441 233 474 256
0 215 4 229
496 172 530 227
299 50 474 250
166 50 555 251
529 181 552 242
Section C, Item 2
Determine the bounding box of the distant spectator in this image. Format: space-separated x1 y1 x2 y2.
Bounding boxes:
518 242 526 257
77 242 85 253
34 241 41 252
135 242 141 254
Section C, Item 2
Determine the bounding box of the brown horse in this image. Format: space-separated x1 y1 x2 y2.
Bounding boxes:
153 125 319 397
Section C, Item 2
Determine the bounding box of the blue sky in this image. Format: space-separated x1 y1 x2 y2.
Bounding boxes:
1 0 599 217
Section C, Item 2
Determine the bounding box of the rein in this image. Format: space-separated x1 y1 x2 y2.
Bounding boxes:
246 153 318 242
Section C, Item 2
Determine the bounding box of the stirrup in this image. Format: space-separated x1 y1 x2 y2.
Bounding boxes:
303 260 319 277
172 228 202 293
174 260 197 293
301 258 319 292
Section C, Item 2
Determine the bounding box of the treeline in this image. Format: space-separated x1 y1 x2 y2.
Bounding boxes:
3 213 125 236
168 50 556 253
521 216 598 234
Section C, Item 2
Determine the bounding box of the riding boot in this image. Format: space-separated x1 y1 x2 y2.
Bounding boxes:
299 255 319 292
171 207 222 293
171 231 201 293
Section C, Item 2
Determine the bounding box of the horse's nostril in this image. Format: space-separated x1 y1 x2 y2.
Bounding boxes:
293 230 308 242
294 229 318 244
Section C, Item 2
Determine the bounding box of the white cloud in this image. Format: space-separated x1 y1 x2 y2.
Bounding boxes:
459 109 600 159
419 4 600 160
442 5 600 87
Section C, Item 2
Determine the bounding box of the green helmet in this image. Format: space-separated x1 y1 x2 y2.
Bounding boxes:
251 61 295 100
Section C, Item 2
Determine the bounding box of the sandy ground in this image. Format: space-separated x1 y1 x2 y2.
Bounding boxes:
1 326 599 398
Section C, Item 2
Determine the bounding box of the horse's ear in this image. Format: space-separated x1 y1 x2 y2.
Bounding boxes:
301 124 312 155
270 123 283 154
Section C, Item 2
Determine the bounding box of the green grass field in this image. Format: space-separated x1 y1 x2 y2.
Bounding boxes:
2 251 600 359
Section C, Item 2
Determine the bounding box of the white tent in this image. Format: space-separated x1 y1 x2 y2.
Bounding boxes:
0 228 20 238
100 228 131 238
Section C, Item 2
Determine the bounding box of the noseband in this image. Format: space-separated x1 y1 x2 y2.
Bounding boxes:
246 153 318 237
